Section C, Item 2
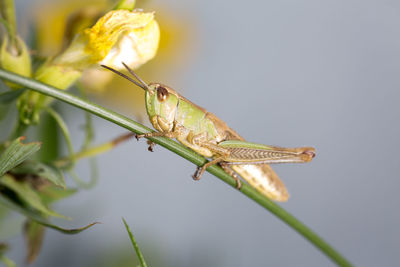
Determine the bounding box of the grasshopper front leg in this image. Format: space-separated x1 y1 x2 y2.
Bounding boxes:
135 131 178 151
135 116 185 151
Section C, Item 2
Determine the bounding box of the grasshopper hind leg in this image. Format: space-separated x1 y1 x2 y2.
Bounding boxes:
192 159 242 191
220 163 242 189
192 158 224 181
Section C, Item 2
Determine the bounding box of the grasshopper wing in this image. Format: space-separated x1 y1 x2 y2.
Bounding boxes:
231 164 289 202
216 130 290 201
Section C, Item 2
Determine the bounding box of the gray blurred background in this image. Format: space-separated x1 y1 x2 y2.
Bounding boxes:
7 0 400 266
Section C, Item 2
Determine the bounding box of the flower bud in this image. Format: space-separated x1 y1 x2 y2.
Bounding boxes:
0 35 32 87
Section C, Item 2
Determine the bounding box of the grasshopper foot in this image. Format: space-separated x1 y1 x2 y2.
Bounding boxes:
220 163 242 190
192 166 205 181
235 177 242 190
192 158 224 181
147 140 155 152
135 134 144 141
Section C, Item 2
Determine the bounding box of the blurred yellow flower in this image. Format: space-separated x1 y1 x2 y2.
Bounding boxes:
39 9 159 83
33 0 109 57
86 4 197 119
29 1 196 121
19 5 160 124
99 12 160 70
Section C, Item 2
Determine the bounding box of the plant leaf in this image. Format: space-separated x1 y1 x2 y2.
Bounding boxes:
24 220 45 264
39 186 77 204
37 111 59 162
11 160 66 189
0 194 99 234
0 175 65 218
0 137 41 177
122 218 147 267
0 88 26 104
45 108 74 158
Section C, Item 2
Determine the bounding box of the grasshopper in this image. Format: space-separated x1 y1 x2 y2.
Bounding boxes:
101 63 315 202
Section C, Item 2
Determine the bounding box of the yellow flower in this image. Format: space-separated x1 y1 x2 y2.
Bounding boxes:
99 12 160 70
19 8 160 124
39 9 159 84
85 4 197 119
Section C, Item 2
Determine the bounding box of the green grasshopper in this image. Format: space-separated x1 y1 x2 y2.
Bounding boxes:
101 63 315 202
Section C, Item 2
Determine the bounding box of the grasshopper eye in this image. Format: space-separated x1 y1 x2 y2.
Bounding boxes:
157 86 169 102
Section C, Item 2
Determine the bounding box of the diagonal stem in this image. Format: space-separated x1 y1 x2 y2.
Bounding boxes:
0 68 353 267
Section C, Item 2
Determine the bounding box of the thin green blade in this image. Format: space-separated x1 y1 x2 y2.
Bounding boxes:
122 218 147 267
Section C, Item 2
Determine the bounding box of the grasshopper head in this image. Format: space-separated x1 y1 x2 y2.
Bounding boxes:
145 83 179 130
100 63 179 131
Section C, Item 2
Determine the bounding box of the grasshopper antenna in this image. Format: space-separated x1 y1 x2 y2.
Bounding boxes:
100 64 148 91
121 62 150 91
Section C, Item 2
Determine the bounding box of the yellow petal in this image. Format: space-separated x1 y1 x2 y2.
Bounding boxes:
84 9 157 64
100 19 160 69
52 9 159 70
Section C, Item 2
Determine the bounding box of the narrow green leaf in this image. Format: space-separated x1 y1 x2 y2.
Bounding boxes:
0 174 65 218
0 88 25 104
122 218 147 267
0 194 99 234
45 107 75 159
0 137 41 177
11 160 66 189
37 111 59 162
39 186 77 204
6 121 29 141
24 220 45 263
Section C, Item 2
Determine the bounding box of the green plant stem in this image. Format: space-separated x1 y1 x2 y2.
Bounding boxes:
8 119 28 140
0 68 353 267
54 132 134 168
0 0 17 49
